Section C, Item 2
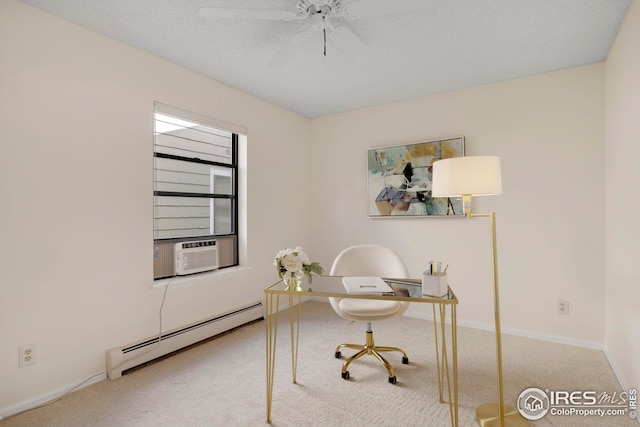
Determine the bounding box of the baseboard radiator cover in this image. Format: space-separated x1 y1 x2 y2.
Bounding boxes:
106 302 263 379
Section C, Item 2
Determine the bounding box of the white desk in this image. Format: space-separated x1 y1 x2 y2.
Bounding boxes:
264 275 459 426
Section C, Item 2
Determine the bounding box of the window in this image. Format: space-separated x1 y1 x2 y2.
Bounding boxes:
153 105 239 279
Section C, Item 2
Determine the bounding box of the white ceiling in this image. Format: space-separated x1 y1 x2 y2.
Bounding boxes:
19 0 633 118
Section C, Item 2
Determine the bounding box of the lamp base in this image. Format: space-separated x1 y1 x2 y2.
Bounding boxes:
476 403 528 427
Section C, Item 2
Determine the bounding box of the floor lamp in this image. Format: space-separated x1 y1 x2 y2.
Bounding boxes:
432 156 527 427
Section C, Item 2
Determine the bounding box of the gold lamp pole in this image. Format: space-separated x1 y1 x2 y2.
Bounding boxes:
432 156 527 427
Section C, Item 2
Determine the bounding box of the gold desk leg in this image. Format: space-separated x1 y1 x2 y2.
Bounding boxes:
289 293 302 384
265 292 280 424
265 292 302 424
433 304 444 403
439 304 454 426
452 304 458 427
435 303 458 427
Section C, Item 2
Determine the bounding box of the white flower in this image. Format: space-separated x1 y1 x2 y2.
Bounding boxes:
297 250 310 265
274 246 324 283
273 248 292 265
281 253 303 273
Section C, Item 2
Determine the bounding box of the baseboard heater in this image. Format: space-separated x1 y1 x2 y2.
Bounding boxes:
106 302 263 379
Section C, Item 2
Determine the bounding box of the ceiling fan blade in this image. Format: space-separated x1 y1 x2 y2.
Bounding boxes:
329 26 368 62
198 7 299 21
342 0 430 19
268 30 315 68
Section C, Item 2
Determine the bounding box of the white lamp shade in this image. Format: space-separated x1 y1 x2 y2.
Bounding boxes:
432 156 503 197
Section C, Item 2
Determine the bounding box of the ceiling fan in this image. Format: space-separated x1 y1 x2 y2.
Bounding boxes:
198 0 430 67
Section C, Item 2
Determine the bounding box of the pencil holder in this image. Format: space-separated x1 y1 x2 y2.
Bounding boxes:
422 272 448 297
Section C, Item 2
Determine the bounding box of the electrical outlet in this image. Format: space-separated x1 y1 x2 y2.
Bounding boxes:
19 343 37 367
558 300 570 315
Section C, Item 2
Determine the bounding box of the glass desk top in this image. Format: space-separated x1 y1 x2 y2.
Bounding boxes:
265 275 457 305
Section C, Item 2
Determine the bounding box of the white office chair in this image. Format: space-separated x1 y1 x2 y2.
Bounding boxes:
329 244 410 384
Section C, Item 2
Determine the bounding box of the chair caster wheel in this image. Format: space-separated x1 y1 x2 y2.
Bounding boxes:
335 351 342 359
389 376 397 384
402 356 409 364
342 371 350 380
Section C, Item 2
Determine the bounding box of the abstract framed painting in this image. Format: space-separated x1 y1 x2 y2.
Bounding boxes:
367 136 465 217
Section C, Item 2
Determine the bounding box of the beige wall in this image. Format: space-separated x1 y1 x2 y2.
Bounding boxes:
604 0 640 392
0 0 312 414
309 65 605 345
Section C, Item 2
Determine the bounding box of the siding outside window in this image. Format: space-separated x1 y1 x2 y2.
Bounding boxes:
153 104 240 279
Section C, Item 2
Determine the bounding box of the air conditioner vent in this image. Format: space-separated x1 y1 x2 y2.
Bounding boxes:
175 239 218 275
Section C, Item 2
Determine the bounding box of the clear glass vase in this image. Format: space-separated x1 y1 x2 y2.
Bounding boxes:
283 275 302 291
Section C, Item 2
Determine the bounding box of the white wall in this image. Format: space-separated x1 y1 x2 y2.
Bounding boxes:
604 0 640 393
0 0 311 415
310 64 605 345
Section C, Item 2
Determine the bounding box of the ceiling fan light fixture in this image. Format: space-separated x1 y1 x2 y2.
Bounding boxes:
296 0 343 17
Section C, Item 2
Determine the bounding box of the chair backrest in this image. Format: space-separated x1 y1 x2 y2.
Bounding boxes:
329 244 409 279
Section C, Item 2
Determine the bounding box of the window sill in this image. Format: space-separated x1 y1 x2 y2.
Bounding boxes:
151 265 253 291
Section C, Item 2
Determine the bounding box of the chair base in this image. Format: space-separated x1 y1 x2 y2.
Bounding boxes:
334 330 408 383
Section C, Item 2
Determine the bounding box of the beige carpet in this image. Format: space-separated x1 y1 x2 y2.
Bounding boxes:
1 300 635 427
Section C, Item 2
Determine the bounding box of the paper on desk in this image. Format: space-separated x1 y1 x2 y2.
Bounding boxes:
342 276 394 295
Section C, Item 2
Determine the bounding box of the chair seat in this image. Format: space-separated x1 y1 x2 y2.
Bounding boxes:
337 299 405 320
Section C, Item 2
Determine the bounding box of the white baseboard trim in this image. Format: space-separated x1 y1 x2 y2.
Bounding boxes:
0 371 106 420
602 347 639 406
403 310 605 350
311 297 605 349
311 298 609 352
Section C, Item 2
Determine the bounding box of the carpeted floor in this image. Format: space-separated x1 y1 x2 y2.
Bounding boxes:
1 300 635 427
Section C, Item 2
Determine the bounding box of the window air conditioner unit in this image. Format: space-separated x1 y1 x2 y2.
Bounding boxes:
175 240 219 275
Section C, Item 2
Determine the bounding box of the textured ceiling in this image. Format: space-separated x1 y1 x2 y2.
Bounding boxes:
19 0 633 118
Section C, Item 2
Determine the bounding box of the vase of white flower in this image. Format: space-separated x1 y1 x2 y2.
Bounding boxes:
274 247 323 291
